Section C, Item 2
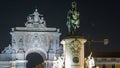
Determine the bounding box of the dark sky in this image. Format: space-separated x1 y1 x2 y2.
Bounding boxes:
0 0 120 53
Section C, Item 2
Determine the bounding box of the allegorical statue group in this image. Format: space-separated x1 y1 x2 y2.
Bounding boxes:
53 52 100 68
84 52 95 68
85 52 100 68
25 9 46 28
53 56 65 68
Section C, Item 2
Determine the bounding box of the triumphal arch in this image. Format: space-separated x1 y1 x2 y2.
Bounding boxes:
0 9 62 68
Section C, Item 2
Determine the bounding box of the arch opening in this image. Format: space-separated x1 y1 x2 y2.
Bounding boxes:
26 52 44 68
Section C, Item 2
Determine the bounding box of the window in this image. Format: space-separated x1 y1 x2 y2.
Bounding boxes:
112 64 115 68
102 64 106 68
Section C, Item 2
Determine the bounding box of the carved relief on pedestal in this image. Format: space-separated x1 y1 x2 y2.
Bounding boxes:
68 39 82 56
61 38 86 68
67 39 82 64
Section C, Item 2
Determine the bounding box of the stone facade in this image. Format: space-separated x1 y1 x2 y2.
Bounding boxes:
0 9 62 68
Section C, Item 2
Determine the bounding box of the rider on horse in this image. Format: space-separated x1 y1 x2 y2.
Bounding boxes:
66 1 80 35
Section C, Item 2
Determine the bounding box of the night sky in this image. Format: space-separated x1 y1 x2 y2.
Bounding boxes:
0 0 120 53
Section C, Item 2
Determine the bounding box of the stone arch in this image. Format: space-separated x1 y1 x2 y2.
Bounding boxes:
25 48 47 60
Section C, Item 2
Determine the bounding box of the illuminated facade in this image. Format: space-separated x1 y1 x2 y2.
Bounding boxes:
0 9 62 68
94 58 120 68
93 52 120 68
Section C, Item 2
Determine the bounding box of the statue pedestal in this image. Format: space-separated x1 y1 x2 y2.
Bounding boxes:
61 36 86 68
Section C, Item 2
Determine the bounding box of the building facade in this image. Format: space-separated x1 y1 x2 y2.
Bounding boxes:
0 9 62 68
95 58 120 68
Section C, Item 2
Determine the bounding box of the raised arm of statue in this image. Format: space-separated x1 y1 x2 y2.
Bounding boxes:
88 52 92 58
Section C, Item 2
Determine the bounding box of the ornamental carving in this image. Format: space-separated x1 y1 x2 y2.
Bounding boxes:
2 44 16 54
68 39 82 56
